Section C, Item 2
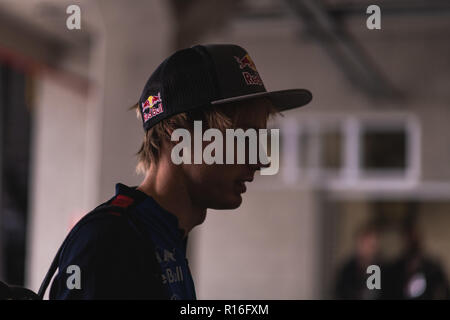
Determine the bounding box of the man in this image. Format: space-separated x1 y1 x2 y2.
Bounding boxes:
335 224 383 300
48 44 312 299
382 224 450 299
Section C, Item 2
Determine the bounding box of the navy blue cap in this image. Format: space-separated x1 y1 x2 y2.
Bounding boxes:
138 44 312 131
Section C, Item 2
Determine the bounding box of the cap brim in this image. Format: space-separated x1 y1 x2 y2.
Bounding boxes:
211 88 312 111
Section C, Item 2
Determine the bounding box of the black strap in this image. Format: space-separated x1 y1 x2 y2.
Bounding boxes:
37 242 62 299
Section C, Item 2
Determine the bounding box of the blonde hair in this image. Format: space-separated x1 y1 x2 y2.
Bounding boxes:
133 98 278 174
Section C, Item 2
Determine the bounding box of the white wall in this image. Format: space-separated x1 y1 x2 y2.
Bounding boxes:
27 73 89 291
191 188 319 299
26 0 173 292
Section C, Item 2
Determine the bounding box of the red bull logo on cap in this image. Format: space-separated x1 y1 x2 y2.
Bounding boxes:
142 92 164 122
234 54 263 86
234 54 257 72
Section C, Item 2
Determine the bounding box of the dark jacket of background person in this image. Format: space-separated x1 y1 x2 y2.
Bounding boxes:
335 256 384 300
334 224 382 300
382 249 450 299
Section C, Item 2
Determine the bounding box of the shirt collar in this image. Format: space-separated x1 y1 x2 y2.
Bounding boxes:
114 183 186 243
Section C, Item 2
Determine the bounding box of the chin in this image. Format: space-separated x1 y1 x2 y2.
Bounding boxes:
211 195 242 210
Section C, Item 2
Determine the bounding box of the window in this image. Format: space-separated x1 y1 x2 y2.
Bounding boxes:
362 130 406 170
274 114 421 188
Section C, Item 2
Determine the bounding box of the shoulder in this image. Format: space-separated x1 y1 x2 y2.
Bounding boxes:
60 207 142 263
49 195 167 299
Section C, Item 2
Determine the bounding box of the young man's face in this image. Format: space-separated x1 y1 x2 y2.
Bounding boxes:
180 99 272 210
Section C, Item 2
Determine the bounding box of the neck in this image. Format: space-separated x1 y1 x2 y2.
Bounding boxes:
136 160 207 238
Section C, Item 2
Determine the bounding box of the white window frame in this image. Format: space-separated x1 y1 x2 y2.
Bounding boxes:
265 113 421 191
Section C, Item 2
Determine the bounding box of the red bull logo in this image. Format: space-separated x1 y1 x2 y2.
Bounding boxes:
142 92 162 109
234 54 264 87
242 72 263 86
234 54 257 72
142 92 164 122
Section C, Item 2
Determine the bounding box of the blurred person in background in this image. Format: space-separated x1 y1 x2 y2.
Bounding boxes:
334 224 383 300
382 224 450 300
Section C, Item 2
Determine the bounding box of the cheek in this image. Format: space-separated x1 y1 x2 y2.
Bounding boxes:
203 164 237 186
184 164 230 187
182 164 244 209
187 164 241 197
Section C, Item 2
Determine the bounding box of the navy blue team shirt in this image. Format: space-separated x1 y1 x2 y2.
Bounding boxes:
49 183 196 300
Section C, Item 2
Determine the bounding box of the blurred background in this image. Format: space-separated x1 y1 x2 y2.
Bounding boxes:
0 0 450 299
